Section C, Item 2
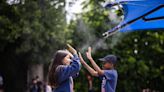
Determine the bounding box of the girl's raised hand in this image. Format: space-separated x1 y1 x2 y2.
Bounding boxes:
86 47 93 60
67 44 77 55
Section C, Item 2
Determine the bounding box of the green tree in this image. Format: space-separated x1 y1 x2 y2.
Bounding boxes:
114 31 164 92
0 0 71 91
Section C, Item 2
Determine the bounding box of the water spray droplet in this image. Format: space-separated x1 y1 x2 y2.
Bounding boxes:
134 38 138 42
134 49 138 54
145 42 148 46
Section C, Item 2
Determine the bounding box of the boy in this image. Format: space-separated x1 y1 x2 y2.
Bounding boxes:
79 47 118 92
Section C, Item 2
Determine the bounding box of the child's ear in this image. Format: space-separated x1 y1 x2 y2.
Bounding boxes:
61 59 65 64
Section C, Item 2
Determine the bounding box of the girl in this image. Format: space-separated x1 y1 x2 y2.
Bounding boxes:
79 47 118 92
48 44 81 92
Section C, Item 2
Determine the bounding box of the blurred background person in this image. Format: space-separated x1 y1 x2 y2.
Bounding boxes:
86 74 94 92
29 78 38 92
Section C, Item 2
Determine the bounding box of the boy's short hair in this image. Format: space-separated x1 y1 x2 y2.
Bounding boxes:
99 55 117 64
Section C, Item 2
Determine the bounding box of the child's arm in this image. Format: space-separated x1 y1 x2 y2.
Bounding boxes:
79 52 98 77
86 47 104 76
57 54 81 83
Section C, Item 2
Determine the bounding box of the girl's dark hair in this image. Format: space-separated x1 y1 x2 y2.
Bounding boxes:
48 50 69 88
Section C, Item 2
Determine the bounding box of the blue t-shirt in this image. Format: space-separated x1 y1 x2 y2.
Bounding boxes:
53 55 81 92
100 69 118 92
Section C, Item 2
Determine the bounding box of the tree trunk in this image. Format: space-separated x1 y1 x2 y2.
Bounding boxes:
27 63 44 91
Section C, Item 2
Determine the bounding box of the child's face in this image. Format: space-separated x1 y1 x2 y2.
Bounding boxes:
62 52 73 65
102 62 113 69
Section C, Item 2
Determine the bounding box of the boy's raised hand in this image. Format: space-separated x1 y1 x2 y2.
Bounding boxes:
86 47 93 60
67 44 77 55
78 52 85 64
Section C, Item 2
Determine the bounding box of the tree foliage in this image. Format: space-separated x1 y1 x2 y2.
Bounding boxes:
0 0 71 91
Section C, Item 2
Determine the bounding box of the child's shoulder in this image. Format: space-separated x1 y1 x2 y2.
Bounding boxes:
56 65 66 72
104 69 118 77
104 69 117 74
